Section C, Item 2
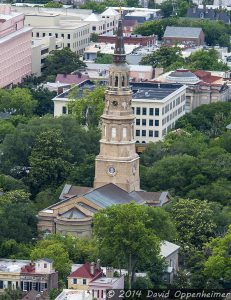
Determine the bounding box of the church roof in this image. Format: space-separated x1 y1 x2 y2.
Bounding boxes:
84 183 142 208
59 207 87 219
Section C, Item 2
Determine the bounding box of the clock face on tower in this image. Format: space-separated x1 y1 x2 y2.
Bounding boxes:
108 166 116 176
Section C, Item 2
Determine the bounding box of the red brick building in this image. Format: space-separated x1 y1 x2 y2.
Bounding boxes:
163 26 205 46
98 34 156 46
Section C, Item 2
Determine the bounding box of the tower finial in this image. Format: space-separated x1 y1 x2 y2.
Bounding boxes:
113 11 126 64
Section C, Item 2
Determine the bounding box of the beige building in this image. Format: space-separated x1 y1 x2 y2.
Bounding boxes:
155 69 230 112
32 35 63 76
25 13 90 54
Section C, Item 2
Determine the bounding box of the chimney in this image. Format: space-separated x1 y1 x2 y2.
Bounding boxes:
90 262 95 275
106 267 114 278
96 259 101 270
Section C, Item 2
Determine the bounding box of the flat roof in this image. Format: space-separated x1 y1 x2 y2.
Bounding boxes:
0 26 31 44
0 259 30 273
55 79 183 102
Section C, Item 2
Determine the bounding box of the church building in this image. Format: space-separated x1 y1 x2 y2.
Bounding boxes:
37 17 170 237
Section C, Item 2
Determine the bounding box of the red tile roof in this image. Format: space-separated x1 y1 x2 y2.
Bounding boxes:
68 263 103 280
193 70 222 84
21 264 35 273
56 74 89 85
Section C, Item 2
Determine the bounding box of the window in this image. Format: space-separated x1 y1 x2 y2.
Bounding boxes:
62 107 67 114
149 108 154 115
142 130 146 137
67 43 70 48
136 119 140 126
155 108 159 116
149 120 153 126
83 279 87 285
136 130 140 136
49 33 52 36
92 26 96 31
142 119 146 126
142 108 147 115
73 278 77 284
43 33 45 37
122 128 127 138
55 33 58 38
36 32 39 37
111 128 116 138
149 130 153 137
44 263 47 268
61 34 64 38
136 107 140 115
67 34 70 39
154 131 159 137
155 120 159 126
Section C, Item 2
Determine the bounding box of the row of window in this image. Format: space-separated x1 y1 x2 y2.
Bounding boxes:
33 30 89 40
73 278 86 284
136 130 159 137
162 95 185 115
162 105 185 126
136 119 159 126
134 107 160 116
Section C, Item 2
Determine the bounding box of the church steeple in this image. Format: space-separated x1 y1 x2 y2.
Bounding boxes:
93 15 140 193
113 17 126 64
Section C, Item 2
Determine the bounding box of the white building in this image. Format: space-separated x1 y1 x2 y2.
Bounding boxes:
32 35 63 76
25 12 90 54
53 81 186 143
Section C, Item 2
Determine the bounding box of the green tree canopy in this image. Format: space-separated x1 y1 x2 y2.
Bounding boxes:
42 48 86 80
93 202 176 288
166 198 216 250
95 53 113 64
28 129 72 192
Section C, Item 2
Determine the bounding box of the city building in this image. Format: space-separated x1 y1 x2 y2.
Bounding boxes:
89 276 124 300
83 43 139 61
161 241 180 284
0 258 58 293
163 26 205 46
24 12 90 54
154 69 230 112
187 5 231 24
98 34 156 47
80 63 154 82
32 35 63 76
122 19 139 36
55 289 92 300
21 290 49 300
0 5 32 88
20 258 58 293
68 262 103 290
37 17 173 237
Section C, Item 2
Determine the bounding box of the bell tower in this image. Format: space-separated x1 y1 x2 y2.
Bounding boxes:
93 16 140 193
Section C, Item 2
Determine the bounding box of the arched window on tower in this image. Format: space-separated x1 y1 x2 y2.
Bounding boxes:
111 127 116 139
115 76 118 87
122 127 127 139
121 75 125 87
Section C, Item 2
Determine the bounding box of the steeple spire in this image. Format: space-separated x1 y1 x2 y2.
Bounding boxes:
113 12 126 64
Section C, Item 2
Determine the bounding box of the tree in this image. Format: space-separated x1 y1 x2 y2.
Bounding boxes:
140 46 184 70
0 120 15 143
0 288 22 300
42 48 86 80
95 53 113 64
0 88 37 117
29 129 72 192
44 1 63 7
166 198 216 250
31 87 55 116
93 202 176 288
186 49 229 71
203 225 231 282
30 238 71 281
68 85 105 127
0 190 37 243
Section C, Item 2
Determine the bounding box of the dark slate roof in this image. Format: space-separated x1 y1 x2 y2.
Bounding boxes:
164 26 203 39
187 7 231 23
169 70 196 78
84 183 142 208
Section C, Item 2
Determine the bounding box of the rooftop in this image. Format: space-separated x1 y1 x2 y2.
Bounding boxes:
160 241 180 258
164 26 203 39
0 259 30 273
55 79 184 102
68 262 103 279
55 289 92 300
